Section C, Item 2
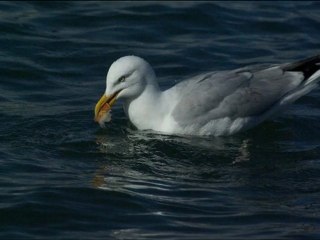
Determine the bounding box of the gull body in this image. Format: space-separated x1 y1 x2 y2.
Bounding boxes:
95 55 320 136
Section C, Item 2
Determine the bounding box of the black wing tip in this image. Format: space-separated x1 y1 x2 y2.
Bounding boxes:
283 54 320 79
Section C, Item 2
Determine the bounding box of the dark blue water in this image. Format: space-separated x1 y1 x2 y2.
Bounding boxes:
1 1 320 239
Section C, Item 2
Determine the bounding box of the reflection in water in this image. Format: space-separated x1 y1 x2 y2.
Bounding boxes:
89 123 320 240
92 165 107 188
233 139 251 164
91 129 254 189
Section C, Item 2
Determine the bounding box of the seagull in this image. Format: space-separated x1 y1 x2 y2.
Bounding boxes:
94 55 320 136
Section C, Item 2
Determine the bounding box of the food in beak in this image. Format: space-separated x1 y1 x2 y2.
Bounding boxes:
94 91 119 128
95 102 112 128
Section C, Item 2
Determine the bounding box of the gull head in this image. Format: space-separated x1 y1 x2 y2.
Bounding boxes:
94 55 156 123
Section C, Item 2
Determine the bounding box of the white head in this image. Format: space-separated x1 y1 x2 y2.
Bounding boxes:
105 55 157 100
94 56 158 123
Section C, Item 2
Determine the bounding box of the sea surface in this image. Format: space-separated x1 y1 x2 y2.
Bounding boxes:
1 1 320 239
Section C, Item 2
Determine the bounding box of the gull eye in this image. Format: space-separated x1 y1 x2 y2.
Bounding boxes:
118 76 126 83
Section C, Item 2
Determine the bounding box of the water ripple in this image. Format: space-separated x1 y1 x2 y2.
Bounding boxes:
1 1 320 239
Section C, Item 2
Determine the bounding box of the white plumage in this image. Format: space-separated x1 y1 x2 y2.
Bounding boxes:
95 55 320 136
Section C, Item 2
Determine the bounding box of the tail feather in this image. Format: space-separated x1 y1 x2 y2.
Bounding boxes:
305 69 320 85
274 55 320 112
283 54 320 83
258 55 320 121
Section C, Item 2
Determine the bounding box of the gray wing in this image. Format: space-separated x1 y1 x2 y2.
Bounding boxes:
171 64 304 126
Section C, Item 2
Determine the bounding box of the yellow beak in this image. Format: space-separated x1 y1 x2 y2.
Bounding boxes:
94 91 119 122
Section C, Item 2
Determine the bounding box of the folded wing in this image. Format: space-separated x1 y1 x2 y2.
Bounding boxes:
172 64 305 127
